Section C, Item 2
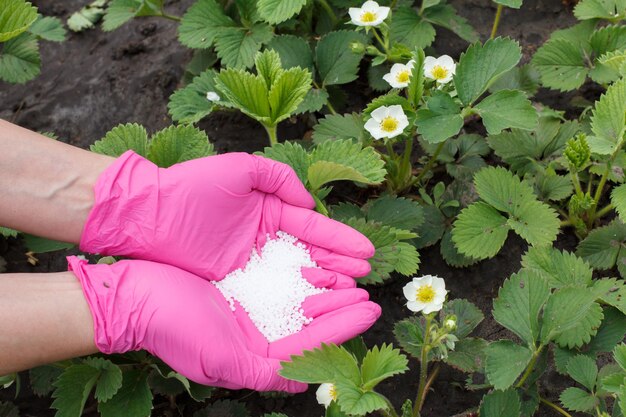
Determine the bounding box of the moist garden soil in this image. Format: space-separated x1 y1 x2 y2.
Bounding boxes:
0 0 600 415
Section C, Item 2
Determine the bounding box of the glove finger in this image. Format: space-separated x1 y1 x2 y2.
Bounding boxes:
241 352 308 393
268 301 382 360
231 300 270 357
308 245 372 277
280 204 375 259
250 155 315 209
301 267 357 289
301 288 370 318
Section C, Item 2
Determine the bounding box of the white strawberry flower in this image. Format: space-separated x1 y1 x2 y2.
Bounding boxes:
206 91 221 102
383 60 415 88
364 105 409 139
423 55 456 85
316 383 337 407
348 1 390 27
403 275 447 314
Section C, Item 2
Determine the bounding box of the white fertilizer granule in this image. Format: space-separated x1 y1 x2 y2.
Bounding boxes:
213 231 329 342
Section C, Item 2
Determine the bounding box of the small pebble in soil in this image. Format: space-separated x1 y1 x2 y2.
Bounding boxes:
213 231 327 342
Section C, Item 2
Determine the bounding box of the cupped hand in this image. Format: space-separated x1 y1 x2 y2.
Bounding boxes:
68 256 381 392
80 151 375 282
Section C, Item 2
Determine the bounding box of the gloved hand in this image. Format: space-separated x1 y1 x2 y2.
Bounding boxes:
67 256 381 392
80 151 375 283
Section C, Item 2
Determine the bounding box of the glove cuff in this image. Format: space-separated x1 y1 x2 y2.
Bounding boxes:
79 150 159 258
67 256 144 354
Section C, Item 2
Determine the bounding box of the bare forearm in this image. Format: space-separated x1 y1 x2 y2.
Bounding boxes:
0 119 115 243
0 272 97 375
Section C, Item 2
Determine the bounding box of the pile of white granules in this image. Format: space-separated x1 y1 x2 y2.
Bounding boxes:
213 231 329 342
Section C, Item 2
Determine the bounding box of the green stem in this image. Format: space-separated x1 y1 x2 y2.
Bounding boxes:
160 12 181 21
595 203 614 219
560 219 572 227
413 141 445 186
515 346 543 388
413 315 433 417
539 397 573 417
317 0 338 26
381 396 399 417
312 193 330 216
419 364 440 410
571 171 584 198
264 124 279 146
372 28 388 54
325 99 337 115
490 4 504 39
588 144 621 224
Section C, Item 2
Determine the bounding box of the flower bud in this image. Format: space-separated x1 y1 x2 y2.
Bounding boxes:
444 316 457 331
350 41 365 54
564 134 590 171
366 45 381 55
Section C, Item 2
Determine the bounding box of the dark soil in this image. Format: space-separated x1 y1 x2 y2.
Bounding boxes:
0 0 592 416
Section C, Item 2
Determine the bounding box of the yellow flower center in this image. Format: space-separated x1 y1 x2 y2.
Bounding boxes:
396 70 410 83
431 65 449 81
380 116 399 132
416 285 435 303
330 385 337 401
360 11 377 22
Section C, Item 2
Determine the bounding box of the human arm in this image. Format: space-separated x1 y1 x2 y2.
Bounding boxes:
0 118 114 243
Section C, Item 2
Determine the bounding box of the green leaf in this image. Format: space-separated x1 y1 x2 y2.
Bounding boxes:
168 70 223 124
474 90 537 135
415 91 463 143
91 123 149 158
566 355 598 391
147 125 214 168
451 202 509 260
442 299 484 338
67 0 107 32
560 387 597 412
576 221 626 273
440 229 478 267
215 24 273 69
82 358 123 402
308 139 386 190
0 0 38 42
268 67 312 123
589 25 626 57
342 337 368 365
412 204 446 249
488 64 540 96
28 16 66 42
613 184 626 224
215 68 270 123
615 344 626 371
52 365 101 417
407 48 425 108
485 341 533 390
531 38 588 92
294 88 329 114
0 32 40 84
102 0 163 31
594 279 626 315
178 0 235 49
474 166 534 213
598 50 626 74
334 380 388 416
393 317 426 360
342 218 419 284
315 31 367 86
454 37 522 106
30 365 63 397
479 388 521 417
492 270 550 345
422 4 478 44
445 337 488 373
389 7 436 49
590 77 626 155
506 199 559 247
98 370 152 417
521 246 593 289
494 0 522 8
312 113 366 143
0 227 18 238
541 287 603 348
364 195 424 231
360 344 408 390
23 234 74 253
266 35 314 73
575 0 626 19
257 0 307 24
259 141 309 184
279 343 361 384
535 173 573 202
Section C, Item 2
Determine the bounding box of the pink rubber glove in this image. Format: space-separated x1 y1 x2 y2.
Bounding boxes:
79 151 375 283
67 256 381 392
